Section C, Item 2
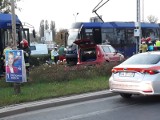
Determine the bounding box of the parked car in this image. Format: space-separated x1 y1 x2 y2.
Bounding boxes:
30 44 48 55
74 39 124 66
109 51 160 98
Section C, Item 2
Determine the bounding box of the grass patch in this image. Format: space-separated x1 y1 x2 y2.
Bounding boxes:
0 62 121 107
0 76 109 107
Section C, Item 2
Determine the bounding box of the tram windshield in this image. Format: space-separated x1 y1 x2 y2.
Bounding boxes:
67 29 79 46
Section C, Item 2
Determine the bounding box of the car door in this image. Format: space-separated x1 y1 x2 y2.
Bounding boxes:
101 45 119 62
108 46 121 61
74 39 96 64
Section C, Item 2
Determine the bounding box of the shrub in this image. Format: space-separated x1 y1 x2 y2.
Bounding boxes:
29 62 119 84
30 54 50 66
0 61 120 87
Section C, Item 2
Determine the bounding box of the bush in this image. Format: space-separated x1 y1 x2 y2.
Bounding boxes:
30 54 50 66
29 62 119 84
0 77 13 87
0 62 120 87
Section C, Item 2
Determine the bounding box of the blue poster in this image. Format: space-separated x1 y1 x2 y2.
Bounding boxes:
5 50 27 83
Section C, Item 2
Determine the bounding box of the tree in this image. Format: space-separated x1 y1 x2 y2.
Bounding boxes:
39 20 44 40
50 21 56 42
147 15 158 23
0 0 21 13
44 20 49 30
55 29 68 46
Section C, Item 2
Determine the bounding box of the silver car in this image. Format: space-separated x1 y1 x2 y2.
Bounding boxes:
109 51 160 98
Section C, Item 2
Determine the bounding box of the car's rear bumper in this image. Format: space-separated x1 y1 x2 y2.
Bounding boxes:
109 79 155 95
109 89 156 95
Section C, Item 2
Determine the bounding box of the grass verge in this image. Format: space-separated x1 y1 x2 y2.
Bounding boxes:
0 76 109 107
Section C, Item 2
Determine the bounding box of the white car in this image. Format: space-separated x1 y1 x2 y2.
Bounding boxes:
30 44 48 55
109 51 160 98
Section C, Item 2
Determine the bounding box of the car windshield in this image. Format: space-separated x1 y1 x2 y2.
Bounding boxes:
121 53 160 65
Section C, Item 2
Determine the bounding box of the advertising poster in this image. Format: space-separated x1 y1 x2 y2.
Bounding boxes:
5 50 27 83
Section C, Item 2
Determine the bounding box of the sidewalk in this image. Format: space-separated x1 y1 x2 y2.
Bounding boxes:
0 90 117 118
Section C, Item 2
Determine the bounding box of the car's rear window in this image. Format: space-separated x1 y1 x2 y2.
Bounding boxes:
121 53 160 65
30 46 36 50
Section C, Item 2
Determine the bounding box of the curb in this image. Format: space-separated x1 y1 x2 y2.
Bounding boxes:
0 90 117 118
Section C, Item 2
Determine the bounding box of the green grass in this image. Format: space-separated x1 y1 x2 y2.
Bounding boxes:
0 76 109 107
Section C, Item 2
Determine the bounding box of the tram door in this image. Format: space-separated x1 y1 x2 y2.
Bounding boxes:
93 28 101 44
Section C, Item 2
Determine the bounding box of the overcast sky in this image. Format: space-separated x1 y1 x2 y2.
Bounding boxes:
16 0 160 31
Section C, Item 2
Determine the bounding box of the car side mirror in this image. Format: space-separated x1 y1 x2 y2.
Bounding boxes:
114 51 118 54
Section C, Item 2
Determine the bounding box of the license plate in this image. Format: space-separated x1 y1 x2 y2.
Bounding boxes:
119 72 134 77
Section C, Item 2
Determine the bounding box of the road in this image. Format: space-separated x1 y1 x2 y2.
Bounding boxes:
2 95 160 120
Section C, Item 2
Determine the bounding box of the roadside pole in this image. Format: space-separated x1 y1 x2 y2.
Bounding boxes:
11 0 17 48
11 0 21 94
136 0 141 53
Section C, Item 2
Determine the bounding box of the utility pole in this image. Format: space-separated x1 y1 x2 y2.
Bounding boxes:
142 0 144 22
136 0 141 53
11 0 17 48
11 0 21 94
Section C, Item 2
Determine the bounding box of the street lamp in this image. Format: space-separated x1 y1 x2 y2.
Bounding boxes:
73 13 79 22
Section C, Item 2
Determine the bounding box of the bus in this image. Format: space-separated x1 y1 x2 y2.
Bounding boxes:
66 22 160 65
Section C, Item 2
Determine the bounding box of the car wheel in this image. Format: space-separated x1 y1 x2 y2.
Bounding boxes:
120 93 132 98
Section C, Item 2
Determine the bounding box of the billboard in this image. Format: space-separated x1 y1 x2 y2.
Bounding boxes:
5 50 27 83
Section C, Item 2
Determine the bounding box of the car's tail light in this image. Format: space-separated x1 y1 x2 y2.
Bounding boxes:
112 67 159 75
141 69 159 75
111 68 124 73
111 69 117 73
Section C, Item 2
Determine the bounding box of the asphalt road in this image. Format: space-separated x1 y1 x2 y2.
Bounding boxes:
2 95 160 120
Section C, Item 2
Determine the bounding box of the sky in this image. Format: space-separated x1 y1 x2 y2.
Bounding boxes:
15 0 160 32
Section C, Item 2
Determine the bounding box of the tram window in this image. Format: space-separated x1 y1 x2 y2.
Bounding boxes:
4 30 13 47
4 29 19 46
127 29 136 44
101 28 115 44
142 28 158 41
116 29 125 44
85 29 92 33
84 29 93 40
85 32 93 40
